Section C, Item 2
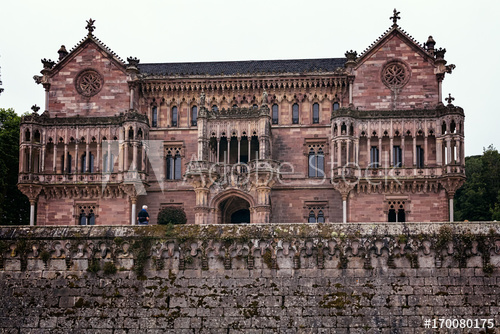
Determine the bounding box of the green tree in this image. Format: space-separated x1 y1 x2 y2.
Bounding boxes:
0 108 29 224
455 145 500 221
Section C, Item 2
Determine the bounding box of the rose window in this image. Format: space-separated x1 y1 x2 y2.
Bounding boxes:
382 61 409 89
76 69 103 97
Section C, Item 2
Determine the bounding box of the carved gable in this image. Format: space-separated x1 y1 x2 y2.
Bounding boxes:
354 31 438 110
48 40 129 117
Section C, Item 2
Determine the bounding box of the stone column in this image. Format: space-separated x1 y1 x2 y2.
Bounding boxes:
340 198 346 223
53 144 57 172
237 137 241 163
413 136 417 166
96 142 101 172
28 145 32 172
446 138 452 165
333 183 354 224
401 136 405 167
378 138 382 167
346 140 350 163
330 140 335 176
41 145 46 173
424 135 428 167
354 139 359 165
131 197 137 225
227 137 231 164
248 138 251 161
436 138 442 166
75 143 79 173
389 137 394 167
85 143 90 172
132 141 138 171
118 128 124 172
19 146 24 173
18 186 42 226
217 138 220 163
348 80 353 105
107 141 112 172
141 142 146 172
124 142 129 171
367 137 371 168
64 143 68 173
129 87 134 110
449 198 454 222
337 140 342 168
30 201 36 226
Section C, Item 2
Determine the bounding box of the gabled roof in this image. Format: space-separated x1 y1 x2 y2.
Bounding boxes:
356 24 434 67
50 28 126 74
138 58 346 77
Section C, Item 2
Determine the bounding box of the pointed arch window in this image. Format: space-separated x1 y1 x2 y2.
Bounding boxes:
171 106 178 127
272 104 279 124
103 153 114 172
191 106 198 126
62 152 72 173
388 201 406 222
312 103 319 124
308 147 325 178
416 145 424 168
78 204 97 225
308 210 316 223
333 102 340 111
370 146 380 168
317 210 325 223
306 203 327 223
81 152 95 173
166 148 182 180
292 103 299 124
152 106 158 127
393 146 402 167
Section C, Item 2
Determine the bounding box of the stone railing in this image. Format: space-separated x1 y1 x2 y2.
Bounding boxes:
1 222 499 273
18 171 147 184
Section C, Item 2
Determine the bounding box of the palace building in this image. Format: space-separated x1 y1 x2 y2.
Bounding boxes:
18 11 465 226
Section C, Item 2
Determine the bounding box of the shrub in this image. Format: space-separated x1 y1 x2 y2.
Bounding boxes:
87 258 100 273
157 207 187 225
102 261 117 275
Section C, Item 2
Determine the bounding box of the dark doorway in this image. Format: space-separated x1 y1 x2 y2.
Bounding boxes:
231 209 250 224
218 195 251 224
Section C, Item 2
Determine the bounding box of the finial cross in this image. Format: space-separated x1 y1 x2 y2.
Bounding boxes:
31 105 40 113
86 18 96 36
390 9 401 26
445 93 455 105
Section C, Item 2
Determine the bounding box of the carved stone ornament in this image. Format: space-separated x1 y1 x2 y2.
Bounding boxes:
381 61 410 90
75 69 103 97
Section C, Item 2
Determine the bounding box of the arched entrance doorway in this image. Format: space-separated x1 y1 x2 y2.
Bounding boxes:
218 196 251 224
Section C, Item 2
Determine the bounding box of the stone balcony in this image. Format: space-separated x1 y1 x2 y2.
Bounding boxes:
332 163 465 181
18 171 147 185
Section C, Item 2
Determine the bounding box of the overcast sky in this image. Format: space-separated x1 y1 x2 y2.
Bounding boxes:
1 0 498 156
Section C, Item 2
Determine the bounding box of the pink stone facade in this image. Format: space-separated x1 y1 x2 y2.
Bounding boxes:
18 14 465 226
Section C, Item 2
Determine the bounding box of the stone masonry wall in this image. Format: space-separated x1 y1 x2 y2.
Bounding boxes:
1 222 499 333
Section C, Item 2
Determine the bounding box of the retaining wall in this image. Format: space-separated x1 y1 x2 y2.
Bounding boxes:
1 222 499 333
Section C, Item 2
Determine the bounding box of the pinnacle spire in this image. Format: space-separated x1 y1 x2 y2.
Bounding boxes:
86 18 96 36
390 9 401 27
